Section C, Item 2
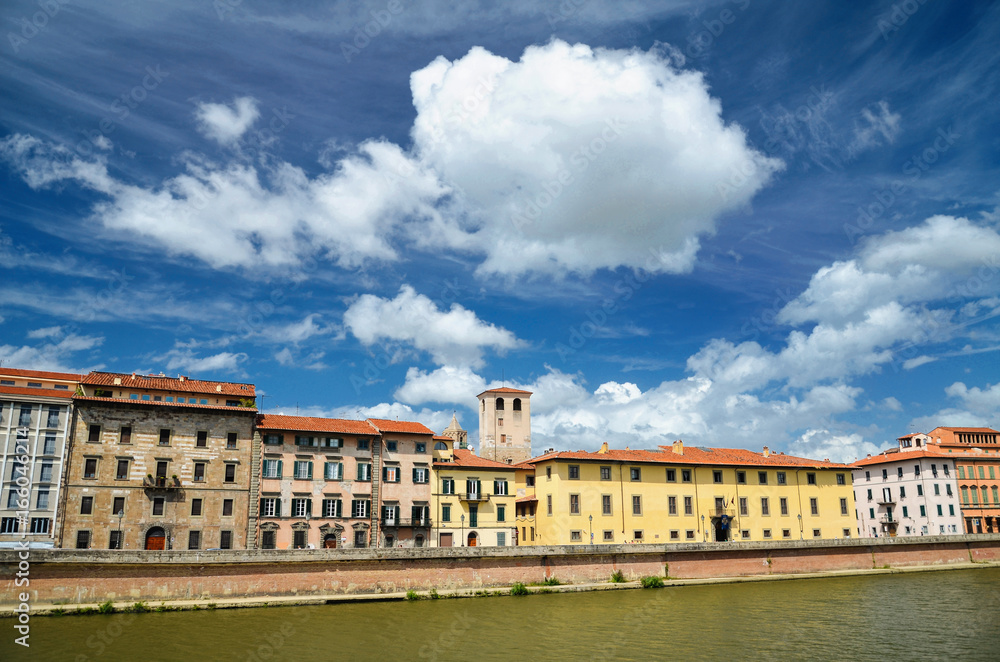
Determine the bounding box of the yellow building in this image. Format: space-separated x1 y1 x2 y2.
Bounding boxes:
515 441 855 545
431 439 517 547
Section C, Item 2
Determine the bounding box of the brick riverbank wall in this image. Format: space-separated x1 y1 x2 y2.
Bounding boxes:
3 535 1000 606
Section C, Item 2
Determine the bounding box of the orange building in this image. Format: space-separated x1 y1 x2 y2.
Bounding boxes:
924 427 1000 534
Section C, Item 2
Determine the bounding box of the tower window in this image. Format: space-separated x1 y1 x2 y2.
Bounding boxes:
496 397 504 411
513 398 521 411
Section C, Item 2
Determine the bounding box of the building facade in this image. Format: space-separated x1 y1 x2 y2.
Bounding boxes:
60 372 257 551
852 435 963 538
478 387 532 465
0 368 81 548
431 443 517 547
925 427 1000 534
515 441 856 545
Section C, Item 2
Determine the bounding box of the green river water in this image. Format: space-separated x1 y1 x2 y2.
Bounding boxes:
5 568 999 661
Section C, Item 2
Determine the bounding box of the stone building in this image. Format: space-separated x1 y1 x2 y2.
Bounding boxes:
478 387 532 465
60 372 257 550
366 418 436 548
0 368 81 548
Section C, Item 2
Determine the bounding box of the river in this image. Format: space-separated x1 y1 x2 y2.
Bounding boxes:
7 568 1000 661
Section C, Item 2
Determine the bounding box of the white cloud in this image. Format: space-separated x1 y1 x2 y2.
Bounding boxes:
344 285 520 367
195 97 260 145
787 429 881 464
903 355 936 370
1 40 780 279
394 365 487 405
881 396 903 412
0 334 104 373
26 325 63 339
158 349 247 375
847 100 901 157
410 40 782 276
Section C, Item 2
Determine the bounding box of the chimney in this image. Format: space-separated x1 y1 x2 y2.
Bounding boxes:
672 440 684 455
762 446 770 458
598 442 609 454
179 375 186 382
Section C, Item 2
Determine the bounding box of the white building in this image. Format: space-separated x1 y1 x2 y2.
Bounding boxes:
853 434 963 537
0 368 81 548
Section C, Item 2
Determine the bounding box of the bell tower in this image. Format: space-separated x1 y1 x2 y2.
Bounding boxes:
477 387 532 464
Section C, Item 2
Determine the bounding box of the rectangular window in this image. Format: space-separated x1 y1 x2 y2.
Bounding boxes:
441 478 455 495
412 467 428 483
83 457 98 478
902 506 909 518
971 488 979 505
116 459 129 480
739 497 748 516
30 518 50 534
319 499 338 518
441 504 451 522
917 484 923 496
196 431 208 447
807 473 817 485
684 496 693 515
666 469 676 482
605 530 615 542
497 505 506 522
668 496 677 515
225 464 237 483
386 440 397 452
949 504 955 516
36 490 49 509
897 467 904 478
223 499 233 517
759 471 768 485
415 442 425 453
568 465 580 479
263 459 282 478
261 498 279 518
943 464 950 476
570 530 582 542
736 471 746 484
810 498 818 515
352 500 370 518
193 462 205 482
570 494 581 514
357 463 371 481
602 494 613 515
264 434 283 445
713 470 723 483
633 530 644 541
88 424 101 442
293 461 313 480
120 426 132 444
682 469 692 483
76 531 91 549
547 494 553 516
357 439 369 450
494 479 509 495
188 531 201 550
958 466 965 479
780 497 788 516
632 495 642 516
191 498 203 516
261 531 276 550
933 483 940 496
777 472 786 485
686 530 695 540
630 467 641 482
813 529 821 539
45 406 60 428
43 434 56 455
158 429 171 446
946 484 953 497
497 532 506 546
0 517 19 533
900 486 906 498
840 498 848 515
227 432 238 449
760 497 770 516
836 473 846 485
600 466 612 480
937 504 944 516
292 498 311 518
220 531 233 550
80 496 94 515
920 505 926 517
295 435 315 447
324 462 342 481
152 498 165 516
763 529 772 539
980 466 986 479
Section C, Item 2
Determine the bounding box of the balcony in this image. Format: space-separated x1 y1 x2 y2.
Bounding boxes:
709 508 735 518
879 516 897 525
876 498 896 505
459 492 489 502
143 475 180 491
381 517 433 528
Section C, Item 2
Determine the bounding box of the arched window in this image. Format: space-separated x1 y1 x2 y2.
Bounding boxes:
512 398 521 411
496 398 504 411
481 400 485 412
434 441 448 450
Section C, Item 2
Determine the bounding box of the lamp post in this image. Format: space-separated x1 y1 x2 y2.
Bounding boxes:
701 514 706 541
116 509 124 549
798 513 803 540
461 514 465 547
589 514 593 545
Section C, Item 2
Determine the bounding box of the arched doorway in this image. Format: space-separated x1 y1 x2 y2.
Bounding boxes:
145 527 166 550
323 534 337 549
467 532 478 547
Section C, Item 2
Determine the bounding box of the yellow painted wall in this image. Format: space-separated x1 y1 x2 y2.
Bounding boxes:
431 465 517 546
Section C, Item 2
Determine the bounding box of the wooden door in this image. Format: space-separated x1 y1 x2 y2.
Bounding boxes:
324 535 337 549
467 532 477 547
440 533 453 547
145 528 166 550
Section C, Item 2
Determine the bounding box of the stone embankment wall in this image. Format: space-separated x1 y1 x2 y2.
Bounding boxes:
3 535 999 606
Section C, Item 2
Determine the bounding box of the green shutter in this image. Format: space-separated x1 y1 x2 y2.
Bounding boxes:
413 468 419 483
275 499 281 517
337 462 343 480
308 462 313 479
306 499 312 516
277 460 283 478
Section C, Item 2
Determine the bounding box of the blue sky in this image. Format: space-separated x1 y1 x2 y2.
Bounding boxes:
2 0 999 461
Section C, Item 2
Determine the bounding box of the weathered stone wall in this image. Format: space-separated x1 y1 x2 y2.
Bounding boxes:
2 535 998 606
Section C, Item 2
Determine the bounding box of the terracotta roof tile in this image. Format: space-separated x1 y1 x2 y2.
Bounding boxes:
0 367 82 381
516 496 538 503
524 445 850 469
257 415 377 435
81 372 255 397
477 387 532 396
434 448 517 470
934 426 999 433
73 395 256 412
0 385 75 401
852 447 949 466
366 418 435 435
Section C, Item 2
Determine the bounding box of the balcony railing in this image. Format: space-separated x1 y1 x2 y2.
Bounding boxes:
144 476 180 490
459 492 489 502
879 516 897 524
877 499 896 505
709 508 735 518
381 517 433 528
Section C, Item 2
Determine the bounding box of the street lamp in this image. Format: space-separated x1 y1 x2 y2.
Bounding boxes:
461 514 465 547
798 513 803 540
116 509 124 549
701 515 706 541
589 514 593 545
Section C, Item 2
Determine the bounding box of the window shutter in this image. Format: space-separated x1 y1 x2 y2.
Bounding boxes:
277 460 283 478
275 499 281 517
383 466 388 482
337 462 343 480
306 499 312 516
308 462 313 479
413 468 419 483
494 480 499 494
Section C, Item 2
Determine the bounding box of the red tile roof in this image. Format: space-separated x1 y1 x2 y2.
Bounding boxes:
0 367 82 381
73 396 256 412
81 372 255 397
257 414 377 435
434 449 517 470
523 445 850 469
516 496 538 503
0 385 75 400
432 435 452 442
477 387 532 396
366 418 435 435
852 448 948 466
933 427 999 433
